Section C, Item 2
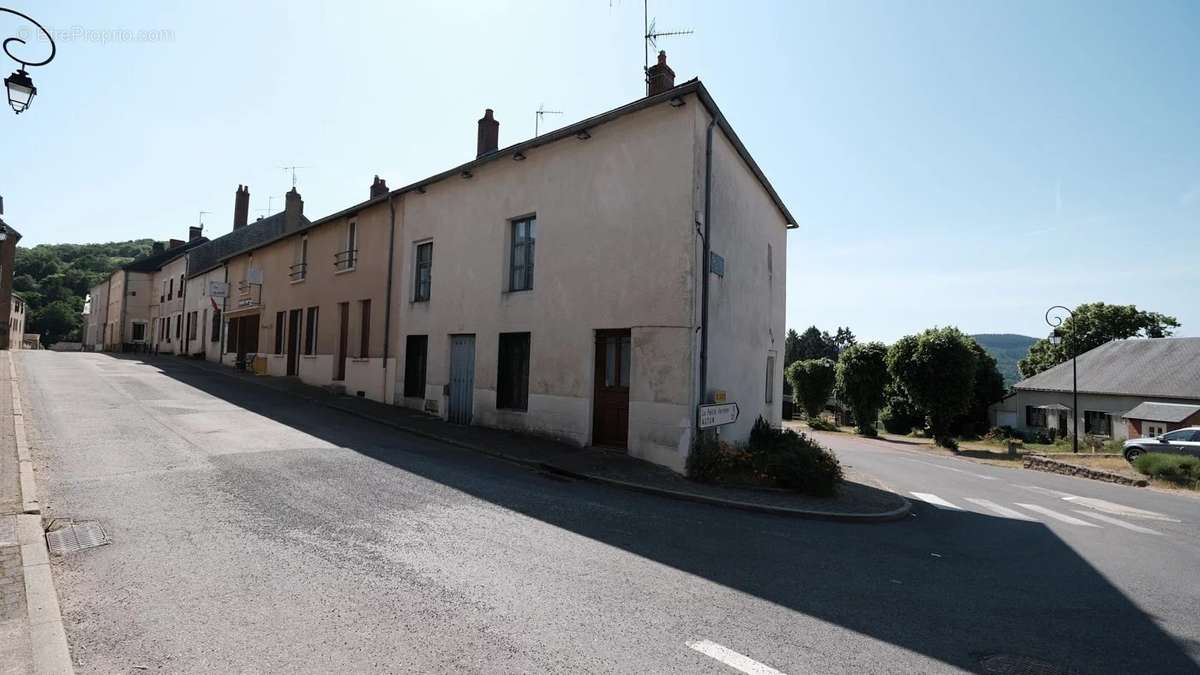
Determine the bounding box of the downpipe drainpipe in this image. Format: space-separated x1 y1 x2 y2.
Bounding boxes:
382 194 398 394
698 113 718 437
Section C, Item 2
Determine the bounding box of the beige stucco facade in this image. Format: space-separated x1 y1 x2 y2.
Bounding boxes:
8 294 26 349
176 81 792 473
991 389 1200 441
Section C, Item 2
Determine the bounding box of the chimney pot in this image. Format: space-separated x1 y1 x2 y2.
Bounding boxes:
477 108 499 158
233 184 250 230
647 50 676 97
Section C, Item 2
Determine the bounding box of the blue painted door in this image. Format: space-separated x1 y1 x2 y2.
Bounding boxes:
448 334 475 425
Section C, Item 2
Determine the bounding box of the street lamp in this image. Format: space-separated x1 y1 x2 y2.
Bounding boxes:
1045 305 1079 454
2 8 56 115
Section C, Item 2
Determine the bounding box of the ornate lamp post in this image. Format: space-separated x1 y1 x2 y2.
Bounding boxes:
1045 305 1079 453
2 7 56 114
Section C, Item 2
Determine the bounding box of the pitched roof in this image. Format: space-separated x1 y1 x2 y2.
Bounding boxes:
1013 337 1200 400
187 211 312 278
1123 402 1200 423
123 237 210 272
300 79 797 236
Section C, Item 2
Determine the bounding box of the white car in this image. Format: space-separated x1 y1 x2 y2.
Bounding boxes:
1123 426 1200 462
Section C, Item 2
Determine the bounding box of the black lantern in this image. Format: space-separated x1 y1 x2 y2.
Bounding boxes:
1 8 56 115
5 68 35 114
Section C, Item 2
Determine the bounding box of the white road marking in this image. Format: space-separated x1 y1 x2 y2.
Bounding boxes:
911 493 962 510
687 640 787 675
1062 496 1180 522
962 498 1037 521
1073 510 1164 535
909 459 998 480
1015 503 1100 527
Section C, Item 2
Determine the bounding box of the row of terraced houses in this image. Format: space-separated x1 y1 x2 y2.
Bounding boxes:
82 56 795 472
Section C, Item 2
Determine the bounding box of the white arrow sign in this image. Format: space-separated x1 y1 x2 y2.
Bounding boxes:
698 402 739 429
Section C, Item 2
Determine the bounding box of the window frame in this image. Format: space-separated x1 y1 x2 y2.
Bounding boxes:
766 351 776 404
274 311 286 355
496 332 531 411
130 321 146 342
358 299 371 358
291 235 309 282
336 220 358 272
414 241 432 302
1084 410 1113 436
304 306 319 355
508 216 536 292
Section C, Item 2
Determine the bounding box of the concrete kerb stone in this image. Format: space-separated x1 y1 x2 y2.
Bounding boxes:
172 356 912 523
9 356 74 675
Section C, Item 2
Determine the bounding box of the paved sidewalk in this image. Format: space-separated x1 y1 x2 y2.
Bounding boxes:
158 354 910 521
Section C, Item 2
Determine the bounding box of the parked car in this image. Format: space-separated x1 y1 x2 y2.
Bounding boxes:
1123 426 1200 462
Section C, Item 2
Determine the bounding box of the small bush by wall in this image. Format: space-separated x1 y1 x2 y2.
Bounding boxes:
687 417 843 497
1133 453 1200 486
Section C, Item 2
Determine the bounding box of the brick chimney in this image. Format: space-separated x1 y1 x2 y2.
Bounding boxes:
233 184 250 230
189 225 203 241
284 187 303 231
168 239 185 250
370 175 388 199
477 109 499 158
647 50 675 96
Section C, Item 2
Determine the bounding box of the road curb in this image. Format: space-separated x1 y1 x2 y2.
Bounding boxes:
7 355 74 674
538 462 913 522
169 355 912 523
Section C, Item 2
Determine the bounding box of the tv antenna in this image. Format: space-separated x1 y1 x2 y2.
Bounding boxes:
534 104 563 137
198 211 210 229
280 165 309 189
257 194 283 217
644 0 692 95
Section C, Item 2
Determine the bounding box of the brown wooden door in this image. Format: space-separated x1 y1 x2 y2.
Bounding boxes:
336 302 349 381
592 329 631 448
286 309 302 376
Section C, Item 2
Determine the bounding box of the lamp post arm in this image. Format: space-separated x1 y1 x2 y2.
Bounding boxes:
1 8 55 69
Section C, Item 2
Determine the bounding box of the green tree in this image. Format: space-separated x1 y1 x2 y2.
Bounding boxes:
888 327 978 448
880 381 923 435
1018 302 1179 378
784 329 802 367
835 342 889 436
31 300 82 346
785 358 836 420
953 340 1007 437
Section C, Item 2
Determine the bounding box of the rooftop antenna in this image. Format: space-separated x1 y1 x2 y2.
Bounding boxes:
280 165 309 189
643 0 692 95
198 211 210 229
534 104 563 137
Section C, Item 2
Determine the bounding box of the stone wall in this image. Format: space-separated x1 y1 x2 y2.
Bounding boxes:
1023 454 1148 487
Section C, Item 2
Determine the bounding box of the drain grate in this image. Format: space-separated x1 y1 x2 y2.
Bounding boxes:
979 654 1082 675
45 521 110 556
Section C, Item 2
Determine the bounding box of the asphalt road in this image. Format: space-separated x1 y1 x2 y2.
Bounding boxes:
15 351 1200 674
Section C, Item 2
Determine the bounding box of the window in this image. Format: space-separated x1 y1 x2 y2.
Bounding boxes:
292 236 308 281
404 335 428 398
337 221 358 271
603 334 631 388
1025 405 1047 428
414 241 432 302
766 351 776 404
168 278 173 301
359 299 371 357
211 309 222 343
1161 429 1195 442
188 311 198 341
497 332 530 411
1084 410 1113 436
304 307 318 355
175 315 181 339
161 281 166 303
179 275 185 298
274 311 286 354
131 322 146 342
509 216 536 291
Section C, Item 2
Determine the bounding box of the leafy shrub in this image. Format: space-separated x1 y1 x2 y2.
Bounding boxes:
984 426 1018 441
1133 453 1200 485
880 382 923 435
836 342 890 436
806 416 839 432
689 417 843 496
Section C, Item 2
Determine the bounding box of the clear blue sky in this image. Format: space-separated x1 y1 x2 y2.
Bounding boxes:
2 1 1197 342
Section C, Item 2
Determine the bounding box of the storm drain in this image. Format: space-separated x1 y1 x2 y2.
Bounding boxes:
979 654 1082 675
45 521 110 556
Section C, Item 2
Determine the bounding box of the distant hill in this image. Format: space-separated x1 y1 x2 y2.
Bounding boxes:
972 334 1038 388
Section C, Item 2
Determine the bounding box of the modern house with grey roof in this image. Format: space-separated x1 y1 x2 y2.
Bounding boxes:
990 337 1200 440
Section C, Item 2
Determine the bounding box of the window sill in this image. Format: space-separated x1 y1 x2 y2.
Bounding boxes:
334 267 357 276
502 288 533 295
301 355 318 360
496 407 529 414
411 298 430 304
290 278 307 285
350 358 370 363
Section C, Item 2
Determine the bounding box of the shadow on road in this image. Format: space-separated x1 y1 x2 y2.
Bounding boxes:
68 354 1200 674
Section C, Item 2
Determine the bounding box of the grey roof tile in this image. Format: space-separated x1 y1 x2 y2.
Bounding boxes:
1014 337 1200 400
